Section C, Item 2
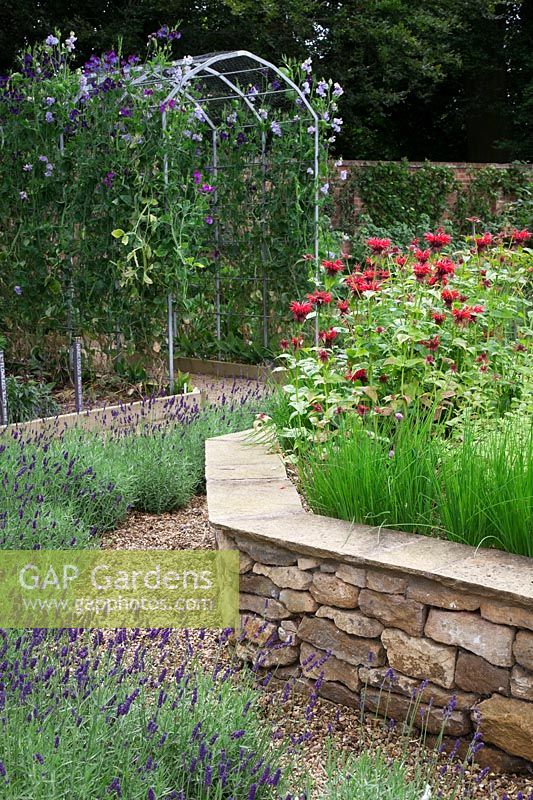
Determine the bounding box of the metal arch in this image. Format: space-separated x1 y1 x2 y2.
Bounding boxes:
200 66 263 123
80 50 322 350
180 51 319 123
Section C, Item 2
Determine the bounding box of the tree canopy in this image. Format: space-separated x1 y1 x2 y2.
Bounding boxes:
0 0 531 160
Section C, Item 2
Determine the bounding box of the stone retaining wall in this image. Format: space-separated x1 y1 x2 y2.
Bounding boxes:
206 431 533 775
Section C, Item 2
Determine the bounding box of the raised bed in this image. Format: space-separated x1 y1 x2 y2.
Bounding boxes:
175 357 281 382
0 388 203 441
206 430 533 774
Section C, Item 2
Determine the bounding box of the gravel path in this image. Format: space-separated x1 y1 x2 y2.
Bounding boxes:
104 494 532 799
101 372 532 798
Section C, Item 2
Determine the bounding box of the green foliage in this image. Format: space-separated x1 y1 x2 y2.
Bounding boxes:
6 376 60 423
336 162 532 238
453 164 531 230
0 400 262 548
299 411 533 558
0 629 296 800
0 32 338 372
1 0 531 161
321 750 429 800
338 161 457 231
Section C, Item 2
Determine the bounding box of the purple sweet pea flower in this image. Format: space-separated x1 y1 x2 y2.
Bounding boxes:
45 111 54 123
45 35 59 46
14 285 22 295
204 215 214 225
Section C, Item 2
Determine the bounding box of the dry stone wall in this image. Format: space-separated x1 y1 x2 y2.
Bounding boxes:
206 431 533 775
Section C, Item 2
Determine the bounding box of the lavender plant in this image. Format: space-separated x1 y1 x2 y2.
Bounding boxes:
0 627 302 799
0 382 266 549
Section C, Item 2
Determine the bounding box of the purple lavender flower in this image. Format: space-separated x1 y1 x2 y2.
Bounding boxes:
102 171 116 188
107 777 122 796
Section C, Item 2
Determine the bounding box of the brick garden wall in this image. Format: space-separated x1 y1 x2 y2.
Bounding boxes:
334 160 532 226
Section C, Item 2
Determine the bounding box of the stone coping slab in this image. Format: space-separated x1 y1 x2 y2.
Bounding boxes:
206 430 533 607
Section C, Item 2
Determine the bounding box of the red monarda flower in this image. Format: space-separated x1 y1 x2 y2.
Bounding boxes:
356 404 370 415
318 350 329 363
474 232 492 251
302 253 316 261
345 368 367 382
434 259 456 279
413 248 431 263
307 290 332 306
280 339 289 350
312 402 323 411
322 258 345 275
291 335 304 350
452 305 484 325
290 300 313 321
319 328 338 345
337 299 350 315
395 255 407 268
432 311 446 325
345 274 382 295
413 263 432 282
441 289 461 307
379 374 388 383
367 237 391 254
511 229 532 244
419 335 440 351
424 228 452 250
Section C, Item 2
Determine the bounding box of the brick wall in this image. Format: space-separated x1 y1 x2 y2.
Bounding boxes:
334 160 532 225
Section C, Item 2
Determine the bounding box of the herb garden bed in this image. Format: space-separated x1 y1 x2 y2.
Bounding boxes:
0 387 203 440
207 430 533 772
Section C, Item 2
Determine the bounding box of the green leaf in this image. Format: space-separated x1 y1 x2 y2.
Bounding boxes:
111 229 125 238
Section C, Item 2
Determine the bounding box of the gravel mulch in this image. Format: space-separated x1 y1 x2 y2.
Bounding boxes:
103 494 533 799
